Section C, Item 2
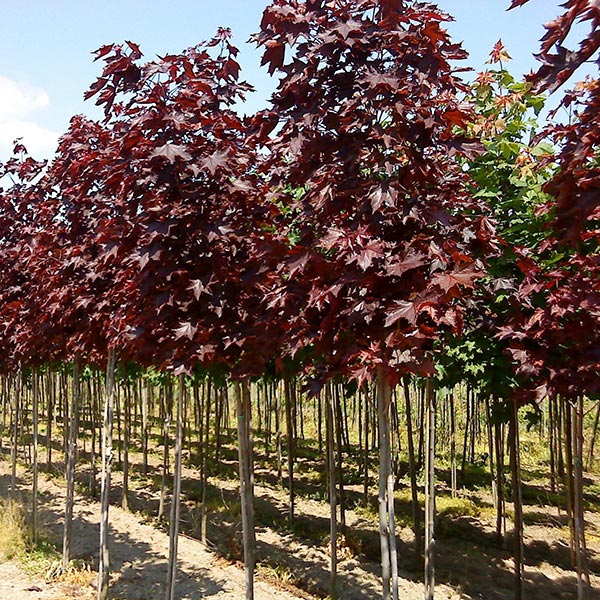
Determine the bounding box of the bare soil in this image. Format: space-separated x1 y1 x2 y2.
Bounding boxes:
1 440 599 600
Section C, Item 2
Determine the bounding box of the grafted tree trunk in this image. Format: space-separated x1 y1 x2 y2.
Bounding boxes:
166 374 184 600
235 379 255 600
63 360 80 570
98 348 117 600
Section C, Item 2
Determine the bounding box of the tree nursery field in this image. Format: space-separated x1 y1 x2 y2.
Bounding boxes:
0 1 598 600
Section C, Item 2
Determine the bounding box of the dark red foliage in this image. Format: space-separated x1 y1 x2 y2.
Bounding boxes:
253 0 494 385
2 35 287 375
504 0 600 400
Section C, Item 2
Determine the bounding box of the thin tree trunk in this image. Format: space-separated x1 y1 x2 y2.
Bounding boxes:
326 382 337 599
376 367 392 600
141 380 149 476
166 374 184 600
586 401 600 471
158 388 171 522
424 379 436 600
450 392 458 499
98 348 117 600
284 376 295 524
509 399 524 600
363 385 370 504
565 398 576 564
201 378 212 544
46 371 54 470
403 378 421 553
334 383 346 533
10 372 19 497
573 395 590 598
32 367 40 546
549 398 557 494
63 360 80 570
494 399 505 546
235 380 255 600
121 375 131 511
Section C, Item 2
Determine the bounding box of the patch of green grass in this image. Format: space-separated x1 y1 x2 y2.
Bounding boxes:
20 538 60 578
436 495 479 519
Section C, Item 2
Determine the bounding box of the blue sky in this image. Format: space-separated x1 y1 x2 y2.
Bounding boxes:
0 1 575 159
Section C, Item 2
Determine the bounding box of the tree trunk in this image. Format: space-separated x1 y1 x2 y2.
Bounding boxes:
235 380 255 600
363 384 370 504
284 376 295 524
326 382 337 599
201 378 212 545
63 360 80 570
31 367 40 546
97 348 117 600
334 383 346 533
121 375 131 511
403 378 421 553
572 396 590 599
376 367 395 600
586 401 600 471
424 379 436 600
166 374 184 600
46 371 54 470
450 392 458 499
509 399 524 600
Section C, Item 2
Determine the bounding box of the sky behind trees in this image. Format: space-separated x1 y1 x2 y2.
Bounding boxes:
0 1 570 159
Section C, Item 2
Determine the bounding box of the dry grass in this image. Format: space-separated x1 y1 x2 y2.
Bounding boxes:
0 497 29 561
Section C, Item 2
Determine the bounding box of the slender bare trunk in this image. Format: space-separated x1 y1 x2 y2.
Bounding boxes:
403 378 421 553
376 368 393 600
63 360 80 570
284 377 295 524
509 400 524 600
32 367 40 545
166 374 184 600
235 380 255 600
424 380 436 600
201 378 211 544
326 383 337 599
97 348 117 600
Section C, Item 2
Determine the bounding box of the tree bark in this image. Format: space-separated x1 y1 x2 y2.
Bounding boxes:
63 360 80 570
284 376 295 524
97 348 117 600
235 379 255 600
509 399 524 600
32 367 40 546
403 378 421 553
376 367 395 600
166 374 184 600
424 379 436 600
326 382 337 599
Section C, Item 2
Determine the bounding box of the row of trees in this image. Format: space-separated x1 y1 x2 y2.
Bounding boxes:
0 1 597 599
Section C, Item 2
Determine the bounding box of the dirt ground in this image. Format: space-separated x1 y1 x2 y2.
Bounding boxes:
0 448 599 600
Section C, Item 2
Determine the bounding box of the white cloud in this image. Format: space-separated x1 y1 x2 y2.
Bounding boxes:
0 76 59 160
